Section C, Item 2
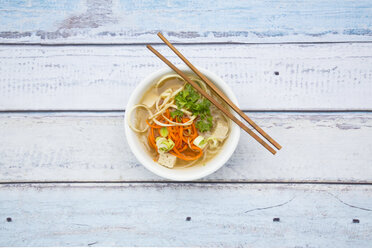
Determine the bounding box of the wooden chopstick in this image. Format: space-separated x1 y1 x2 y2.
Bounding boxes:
147 45 277 155
157 32 282 151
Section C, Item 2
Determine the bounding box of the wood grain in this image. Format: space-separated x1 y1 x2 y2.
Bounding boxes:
1 2 372 246
1 112 371 183
1 183 371 246
157 32 282 151
0 0 371 44
0 43 371 111
147 44 277 155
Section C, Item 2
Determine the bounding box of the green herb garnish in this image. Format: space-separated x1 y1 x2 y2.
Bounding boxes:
175 83 213 132
170 109 183 121
196 115 213 132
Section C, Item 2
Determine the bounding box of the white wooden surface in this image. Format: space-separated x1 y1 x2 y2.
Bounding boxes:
1 0 371 44
0 43 371 111
1 183 372 247
1 0 372 246
1 112 371 183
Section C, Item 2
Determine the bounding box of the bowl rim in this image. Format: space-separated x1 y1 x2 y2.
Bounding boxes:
124 65 240 181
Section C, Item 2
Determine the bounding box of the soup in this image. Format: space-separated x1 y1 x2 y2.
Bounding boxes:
128 74 231 169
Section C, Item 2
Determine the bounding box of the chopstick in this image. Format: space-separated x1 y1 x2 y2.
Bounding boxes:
157 32 282 151
147 45 277 155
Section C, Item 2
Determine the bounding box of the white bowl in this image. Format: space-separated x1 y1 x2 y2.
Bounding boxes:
125 65 240 181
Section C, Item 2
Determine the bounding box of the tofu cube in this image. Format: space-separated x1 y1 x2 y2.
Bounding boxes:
158 153 177 168
213 121 229 140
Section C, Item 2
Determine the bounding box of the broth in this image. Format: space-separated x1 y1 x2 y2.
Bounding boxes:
132 74 231 168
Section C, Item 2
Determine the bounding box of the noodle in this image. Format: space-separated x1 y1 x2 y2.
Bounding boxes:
128 74 231 168
128 104 153 132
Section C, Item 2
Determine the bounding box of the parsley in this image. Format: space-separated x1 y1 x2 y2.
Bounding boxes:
196 115 213 132
170 109 183 121
175 83 213 132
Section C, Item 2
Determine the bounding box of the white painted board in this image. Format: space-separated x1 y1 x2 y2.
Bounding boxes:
1 112 371 183
0 183 371 247
0 43 371 111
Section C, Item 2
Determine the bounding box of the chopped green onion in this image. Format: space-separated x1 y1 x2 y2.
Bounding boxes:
193 135 207 149
156 137 175 154
160 127 169 137
207 137 219 149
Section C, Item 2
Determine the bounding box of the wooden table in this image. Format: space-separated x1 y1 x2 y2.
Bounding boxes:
1 0 372 246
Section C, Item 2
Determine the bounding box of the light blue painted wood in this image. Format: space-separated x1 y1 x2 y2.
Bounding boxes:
0 43 371 111
0 2 371 246
0 183 371 246
0 112 371 183
0 0 371 43
0 0 82 30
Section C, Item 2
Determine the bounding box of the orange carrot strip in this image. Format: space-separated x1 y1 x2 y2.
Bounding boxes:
171 144 203 161
146 120 162 128
179 145 188 152
149 128 157 148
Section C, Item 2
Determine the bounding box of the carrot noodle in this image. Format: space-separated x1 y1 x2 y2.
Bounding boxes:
127 75 232 167
146 107 202 161
146 120 161 129
148 127 157 149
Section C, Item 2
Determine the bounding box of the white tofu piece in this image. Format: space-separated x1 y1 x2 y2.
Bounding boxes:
212 121 229 140
157 153 177 168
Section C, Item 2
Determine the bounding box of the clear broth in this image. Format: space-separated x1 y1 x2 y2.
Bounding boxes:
134 75 231 168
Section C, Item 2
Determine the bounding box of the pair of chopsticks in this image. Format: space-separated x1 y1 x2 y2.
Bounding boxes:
147 33 281 155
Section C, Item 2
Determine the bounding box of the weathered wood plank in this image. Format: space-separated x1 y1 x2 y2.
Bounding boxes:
0 43 371 111
1 112 371 183
0 183 371 247
0 0 371 43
